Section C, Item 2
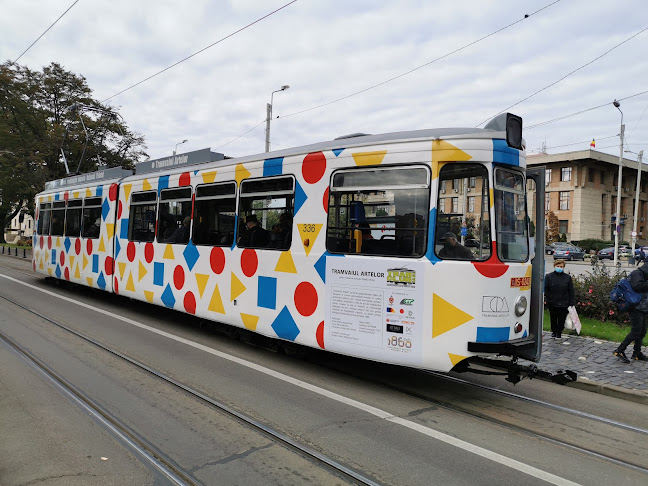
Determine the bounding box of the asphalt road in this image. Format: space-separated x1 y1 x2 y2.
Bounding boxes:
1 257 647 486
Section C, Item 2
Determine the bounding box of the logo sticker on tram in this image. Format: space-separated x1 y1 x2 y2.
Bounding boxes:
510 277 530 288
386 268 416 287
482 296 509 313
400 298 414 305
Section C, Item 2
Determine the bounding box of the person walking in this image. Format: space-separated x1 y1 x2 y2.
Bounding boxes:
544 259 574 339
614 261 648 363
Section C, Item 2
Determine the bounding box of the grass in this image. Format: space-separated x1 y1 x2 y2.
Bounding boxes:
542 309 642 343
0 243 32 249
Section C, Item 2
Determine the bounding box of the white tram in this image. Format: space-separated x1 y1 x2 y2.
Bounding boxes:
33 113 546 381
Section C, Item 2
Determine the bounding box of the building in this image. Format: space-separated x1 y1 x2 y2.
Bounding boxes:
527 149 646 245
6 209 34 242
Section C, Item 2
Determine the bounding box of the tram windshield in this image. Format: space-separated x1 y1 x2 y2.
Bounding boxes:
435 164 491 261
494 167 529 262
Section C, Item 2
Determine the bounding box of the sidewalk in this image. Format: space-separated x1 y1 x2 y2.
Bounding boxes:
534 331 648 404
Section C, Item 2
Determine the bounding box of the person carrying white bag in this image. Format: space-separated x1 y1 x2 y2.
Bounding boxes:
544 259 575 339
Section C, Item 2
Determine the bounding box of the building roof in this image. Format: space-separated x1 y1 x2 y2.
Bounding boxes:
527 149 641 170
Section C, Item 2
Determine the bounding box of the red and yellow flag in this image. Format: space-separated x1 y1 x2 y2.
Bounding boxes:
590 139 596 148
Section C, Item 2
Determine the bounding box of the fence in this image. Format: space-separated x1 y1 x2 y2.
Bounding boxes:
0 245 28 258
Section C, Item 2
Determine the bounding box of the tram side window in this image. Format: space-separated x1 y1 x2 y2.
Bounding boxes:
38 202 51 235
435 164 491 261
65 199 82 237
82 197 103 239
128 191 157 242
50 202 66 236
326 166 430 257
158 188 192 244
238 176 294 250
193 182 236 247
494 168 529 262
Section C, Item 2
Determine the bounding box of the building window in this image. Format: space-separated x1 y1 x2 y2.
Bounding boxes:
469 177 476 188
545 193 551 211
452 179 459 192
588 168 595 183
559 191 570 210
545 169 552 183
193 182 237 247
128 191 157 242
468 196 475 212
559 220 568 235
452 197 459 213
601 170 606 184
440 180 446 193
561 167 572 182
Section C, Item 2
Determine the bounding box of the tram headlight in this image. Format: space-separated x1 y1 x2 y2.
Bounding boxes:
514 296 527 317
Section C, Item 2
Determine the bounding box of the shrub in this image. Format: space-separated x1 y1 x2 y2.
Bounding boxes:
572 262 629 325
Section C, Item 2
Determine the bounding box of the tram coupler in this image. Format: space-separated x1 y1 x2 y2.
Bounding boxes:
456 357 578 385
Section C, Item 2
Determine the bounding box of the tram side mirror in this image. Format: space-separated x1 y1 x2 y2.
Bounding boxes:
484 113 524 150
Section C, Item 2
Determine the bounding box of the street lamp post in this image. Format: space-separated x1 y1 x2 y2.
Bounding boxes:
265 85 290 153
613 100 625 267
628 149 644 257
174 139 188 156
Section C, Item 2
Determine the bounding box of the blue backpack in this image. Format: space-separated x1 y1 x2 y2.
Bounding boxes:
610 277 642 311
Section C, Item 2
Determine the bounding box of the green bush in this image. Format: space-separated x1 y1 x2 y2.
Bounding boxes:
572 262 629 325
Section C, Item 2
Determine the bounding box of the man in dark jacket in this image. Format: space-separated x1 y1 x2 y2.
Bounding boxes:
438 232 474 260
238 214 270 248
614 262 648 363
544 259 575 338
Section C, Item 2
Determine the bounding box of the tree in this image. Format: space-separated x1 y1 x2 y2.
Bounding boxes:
0 61 147 241
546 210 559 243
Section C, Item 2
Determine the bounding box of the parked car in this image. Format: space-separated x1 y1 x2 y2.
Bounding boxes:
553 245 586 261
597 247 615 260
545 242 570 255
465 238 489 249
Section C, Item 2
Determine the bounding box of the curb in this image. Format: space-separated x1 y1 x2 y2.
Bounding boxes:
568 377 648 405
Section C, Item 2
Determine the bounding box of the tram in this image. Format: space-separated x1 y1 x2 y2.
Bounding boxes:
32 113 547 382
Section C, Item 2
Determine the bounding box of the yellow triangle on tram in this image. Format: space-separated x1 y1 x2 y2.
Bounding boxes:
208 284 225 314
202 171 217 184
47 267 52 276
432 293 473 338
195 273 209 298
241 313 259 331
98 236 106 252
118 262 127 279
431 139 472 163
352 150 387 166
144 290 155 303
55 237 61 248
85 188 92 197
105 223 114 240
86 277 93 287
125 272 136 292
275 250 297 273
39 259 44 270
230 272 246 301
74 263 81 280
122 184 132 202
235 164 251 185
73 191 79 199
138 261 148 282
142 179 152 191
297 224 323 257
69 256 75 269
163 244 174 259
82 253 89 269
448 353 468 367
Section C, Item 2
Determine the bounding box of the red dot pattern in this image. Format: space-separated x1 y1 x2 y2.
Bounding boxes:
118 200 123 219
63 192 69 202
40 236 44 249
114 277 119 294
241 249 258 278
145 242 154 263
87 239 93 255
127 241 136 262
173 265 185 289
184 292 196 314
75 239 81 255
105 256 114 276
48 236 52 250
109 183 118 201
302 152 326 184
59 251 65 266
179 172 191 187
323 187 329 212
64 268 70 280
294 282 318 316
316 321 325 349
210 247 225 274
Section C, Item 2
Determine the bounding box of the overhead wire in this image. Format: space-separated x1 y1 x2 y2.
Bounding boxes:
102 0 297 103
14 0 80 63
476 26 648 127
213 119 266 151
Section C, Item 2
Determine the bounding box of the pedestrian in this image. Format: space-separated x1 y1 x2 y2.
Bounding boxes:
544 259 574 339
614 261 648 363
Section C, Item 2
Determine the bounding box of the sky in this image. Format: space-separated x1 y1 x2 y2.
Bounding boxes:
2 0 648 164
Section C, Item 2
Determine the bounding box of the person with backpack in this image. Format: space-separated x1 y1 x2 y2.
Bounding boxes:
544 259 574 339
614 261 648 363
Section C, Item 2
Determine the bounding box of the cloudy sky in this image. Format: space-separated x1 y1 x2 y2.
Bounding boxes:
3 0 648 163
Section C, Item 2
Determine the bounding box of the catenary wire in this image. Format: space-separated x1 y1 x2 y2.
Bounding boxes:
476 26 648 127
102 1 297 103
213 119 267 151
14 0 80 63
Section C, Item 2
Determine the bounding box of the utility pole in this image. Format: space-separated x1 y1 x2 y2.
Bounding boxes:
632 150 644 256
613 100 624 267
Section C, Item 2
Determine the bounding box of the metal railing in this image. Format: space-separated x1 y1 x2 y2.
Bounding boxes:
0 245 28 258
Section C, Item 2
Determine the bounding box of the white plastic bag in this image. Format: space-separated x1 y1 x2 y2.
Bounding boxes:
564 312 574 330
567 305 581 335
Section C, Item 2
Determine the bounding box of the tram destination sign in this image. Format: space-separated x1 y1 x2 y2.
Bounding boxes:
44 167 133 191
136 148 225 175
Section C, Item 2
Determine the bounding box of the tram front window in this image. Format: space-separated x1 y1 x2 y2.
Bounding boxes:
435 164 491 261
494 168 529 262
326 166 430 257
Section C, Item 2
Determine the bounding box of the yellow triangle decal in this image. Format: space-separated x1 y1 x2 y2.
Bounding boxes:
105 223 115 240
98 236 106 252
202 171 217 184
241 313 259 331
138 261 148 282
448 353 468 367
352 150 387 166
142 179 152 191
39 259 44 270
163 244 174 259
85 188 92 197
195 273 209 298
122 183 132 202
126 272 136 292
144 290 155 303
118 262 127 279
55 237 61 248
73 191 79 198
74 263 81 279
230 272 246 301
275 250 298 273
83 253 89 270
431 139 472 163
432 294 474 338
86 277 93 287
297 224 323 257
208 284 225 314
47 267 52 276
235 163 251 185
69 256 75 269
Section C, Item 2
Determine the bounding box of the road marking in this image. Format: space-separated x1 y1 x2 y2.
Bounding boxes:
0 273 579 486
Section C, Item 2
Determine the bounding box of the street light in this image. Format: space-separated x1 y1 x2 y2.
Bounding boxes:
265 85 290 153
626 149 644 257
613 100 625 267
174 139 188 156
